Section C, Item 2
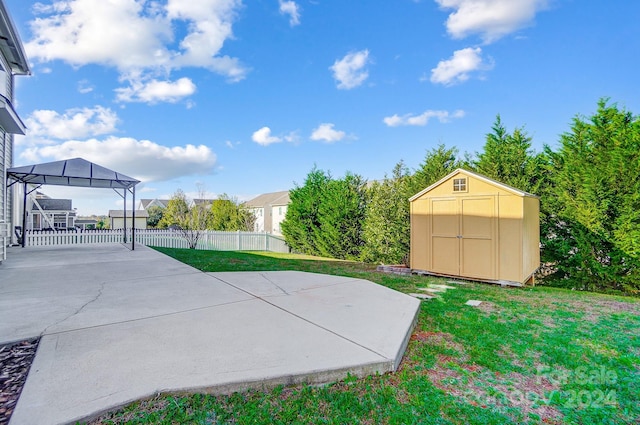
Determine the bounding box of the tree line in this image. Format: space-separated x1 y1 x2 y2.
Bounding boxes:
150 190 255 248
281 99 640 295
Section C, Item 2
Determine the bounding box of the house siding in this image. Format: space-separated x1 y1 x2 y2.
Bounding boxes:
244 191 290 235
0 0 29 261
0 59 11 259
271 204 287 235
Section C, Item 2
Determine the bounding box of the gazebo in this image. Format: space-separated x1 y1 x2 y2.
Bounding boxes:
6 158 140 250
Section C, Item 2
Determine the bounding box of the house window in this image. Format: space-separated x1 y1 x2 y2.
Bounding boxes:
278 207 282 215
453 178 467 192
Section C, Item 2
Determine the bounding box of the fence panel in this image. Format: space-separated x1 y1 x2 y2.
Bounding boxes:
24 229 289 253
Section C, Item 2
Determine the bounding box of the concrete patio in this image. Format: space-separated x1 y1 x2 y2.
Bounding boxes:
0 244 420 425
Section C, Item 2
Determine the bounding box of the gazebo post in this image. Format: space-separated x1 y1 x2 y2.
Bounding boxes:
132 185 135 251
123 188 127 244
21 182 27 248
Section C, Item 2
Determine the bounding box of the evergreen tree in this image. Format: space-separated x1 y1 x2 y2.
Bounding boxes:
411 144 462 194
545 100 640 293
146 205 164 228
158 189 190 229
280 167 331 256
208 194 255 231
315 173 367 260
475 115 546 194
361 162 412 264
361 146 462 265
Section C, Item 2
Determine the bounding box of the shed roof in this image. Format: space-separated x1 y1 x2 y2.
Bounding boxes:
409 168 538 202
108 210 149 218
7 158 139 189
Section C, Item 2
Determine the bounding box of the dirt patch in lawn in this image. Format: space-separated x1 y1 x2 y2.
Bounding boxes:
411 331 467 354
475 301 502 315
411 332 564 423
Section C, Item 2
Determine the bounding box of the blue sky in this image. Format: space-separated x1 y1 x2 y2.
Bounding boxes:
6 0 640 215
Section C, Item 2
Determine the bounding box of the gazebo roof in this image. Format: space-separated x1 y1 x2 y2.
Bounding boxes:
7 158 139 189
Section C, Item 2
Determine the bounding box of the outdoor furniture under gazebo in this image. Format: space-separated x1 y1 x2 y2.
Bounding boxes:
6 158 140 250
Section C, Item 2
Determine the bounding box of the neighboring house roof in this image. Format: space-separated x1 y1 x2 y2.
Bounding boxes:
244 191 290 208
192 198 216 206
108 210 149 218
32 199 73 211
35 191 50 199
75 219 97 225
140 199 170 209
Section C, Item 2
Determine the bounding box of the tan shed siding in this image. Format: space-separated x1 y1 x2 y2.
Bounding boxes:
110 217 148 230
459 195 498 280
410 169 540 285
522 196 540 277
424 174 513 198
497 194 524 282
410 199 429 269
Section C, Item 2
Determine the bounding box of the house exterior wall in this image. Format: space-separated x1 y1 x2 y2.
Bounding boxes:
0 0 30 259
271 204 287 235
251 207 265 232
0 56 11 259
410 169 540 285
31 211 76 230
244 191 290 235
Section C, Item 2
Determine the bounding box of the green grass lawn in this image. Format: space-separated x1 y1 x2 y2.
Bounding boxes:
88 248 640 425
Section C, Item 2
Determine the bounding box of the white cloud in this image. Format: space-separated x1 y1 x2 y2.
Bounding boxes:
284 131 300 143
330 50 370 90
383 109 465 127
20 136 217 182
310 123 346 143
24 0 246 103
26 0 172 70
115 77 197 103
25 106 119 139
436 0 548 43
279 0 301 26
77 79 94 94
252 126 282 146
430 47 492 86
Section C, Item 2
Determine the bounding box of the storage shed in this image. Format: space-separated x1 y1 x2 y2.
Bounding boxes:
409 169 540 286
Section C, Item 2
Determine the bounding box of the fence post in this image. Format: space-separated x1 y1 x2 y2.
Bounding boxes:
237 230 241 250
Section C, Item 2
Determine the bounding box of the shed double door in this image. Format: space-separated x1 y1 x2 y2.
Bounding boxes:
430 196 497 280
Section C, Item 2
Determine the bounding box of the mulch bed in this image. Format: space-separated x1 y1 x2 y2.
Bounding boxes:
0 339 39 425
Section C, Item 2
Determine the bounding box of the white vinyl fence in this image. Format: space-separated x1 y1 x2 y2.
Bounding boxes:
25 229 290 253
